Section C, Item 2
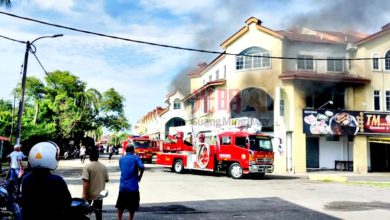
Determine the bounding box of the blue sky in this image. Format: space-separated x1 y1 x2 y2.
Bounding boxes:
0 0 389 133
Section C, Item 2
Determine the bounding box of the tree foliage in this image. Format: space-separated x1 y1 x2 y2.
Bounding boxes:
0 70 130 150
0 0 11 8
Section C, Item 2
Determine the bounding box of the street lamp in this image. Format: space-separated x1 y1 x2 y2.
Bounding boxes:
15 34 63 145
318 100 334 109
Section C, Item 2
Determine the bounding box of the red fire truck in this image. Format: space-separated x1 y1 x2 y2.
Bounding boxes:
156 118 274 179
122 136 154 163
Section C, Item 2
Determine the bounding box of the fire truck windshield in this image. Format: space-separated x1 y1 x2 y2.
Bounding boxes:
133 140 150 149
249 135 273 152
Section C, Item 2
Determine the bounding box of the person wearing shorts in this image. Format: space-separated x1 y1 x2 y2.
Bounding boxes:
116 144 144 220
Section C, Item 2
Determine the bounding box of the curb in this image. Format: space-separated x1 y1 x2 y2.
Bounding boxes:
309 174 348 182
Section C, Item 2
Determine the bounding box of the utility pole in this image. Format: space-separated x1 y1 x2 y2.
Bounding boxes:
15 34 63 145
15 41 30 145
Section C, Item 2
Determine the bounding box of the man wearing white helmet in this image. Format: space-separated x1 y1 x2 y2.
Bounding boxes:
21 142 71 220
7 144 25 181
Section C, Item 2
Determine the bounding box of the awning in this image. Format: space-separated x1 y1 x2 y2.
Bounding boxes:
0 136 10 141
280 71 370 85
369 137 390 144
182 79 226 102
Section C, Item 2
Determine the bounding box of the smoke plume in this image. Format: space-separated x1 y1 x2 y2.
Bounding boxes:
168 0 258 96
286 0 390 33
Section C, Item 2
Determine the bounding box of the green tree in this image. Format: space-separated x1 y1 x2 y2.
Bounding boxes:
0 0 11 8
18 70 129 148
0 99 13 137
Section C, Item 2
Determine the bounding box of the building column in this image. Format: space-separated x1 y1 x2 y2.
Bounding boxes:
353 135 368 174
284 82 307 173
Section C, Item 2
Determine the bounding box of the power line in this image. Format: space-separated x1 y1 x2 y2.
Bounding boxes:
0 34 25 44
31 51 48 75
0 11 387 61
30 51 57 88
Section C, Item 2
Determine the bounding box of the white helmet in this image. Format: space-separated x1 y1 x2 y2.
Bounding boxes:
28 141 60 170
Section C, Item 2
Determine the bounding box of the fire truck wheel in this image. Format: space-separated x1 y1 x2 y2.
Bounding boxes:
173 159 184 173
229 163 243 179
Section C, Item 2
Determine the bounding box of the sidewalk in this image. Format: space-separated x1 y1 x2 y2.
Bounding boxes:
295 170 390 183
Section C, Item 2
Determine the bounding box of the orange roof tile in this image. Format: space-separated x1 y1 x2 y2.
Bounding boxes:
356 23 390 45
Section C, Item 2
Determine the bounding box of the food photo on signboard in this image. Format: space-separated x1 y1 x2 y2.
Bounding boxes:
303 109 359 135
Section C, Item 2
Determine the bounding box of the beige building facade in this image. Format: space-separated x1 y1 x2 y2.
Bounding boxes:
137 17 390 174
182 17 390 174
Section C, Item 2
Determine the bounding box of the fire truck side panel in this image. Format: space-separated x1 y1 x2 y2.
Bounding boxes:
156 153 187 168
191 144 217 171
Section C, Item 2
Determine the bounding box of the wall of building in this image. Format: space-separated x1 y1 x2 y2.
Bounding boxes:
352 33 390 112
319 137 341 168
224 22 283 98
285 42 347 73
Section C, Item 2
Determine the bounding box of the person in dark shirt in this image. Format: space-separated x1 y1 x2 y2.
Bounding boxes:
21 142 71 220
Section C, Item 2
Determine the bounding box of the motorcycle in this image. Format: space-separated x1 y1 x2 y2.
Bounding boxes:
69 190 108 220
0 186 21 220
63 147 80 160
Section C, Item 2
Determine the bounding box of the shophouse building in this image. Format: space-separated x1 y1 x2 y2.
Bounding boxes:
182 17 390 174
136 17 390 174
136 90 188 139
348 23 390 172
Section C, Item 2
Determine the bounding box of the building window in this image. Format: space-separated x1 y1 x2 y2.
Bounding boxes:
374 90 381 111
386 91 390 111
236 47 271 70
372 54 380 70
203 79 206 85
203 95 209 113
223 65 226 78
209 75 212 82
173 98 181 110
280 99 285 116
327 57 344 72
297 55 314 70
215 70 219 80
386 50 390 71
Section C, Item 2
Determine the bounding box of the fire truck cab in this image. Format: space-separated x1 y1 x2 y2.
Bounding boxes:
156 118 274 179
122 136 153 163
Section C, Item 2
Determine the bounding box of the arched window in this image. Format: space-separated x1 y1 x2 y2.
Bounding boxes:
173 98 181 109
385 50 390 71
372 53 380 70
236 47 270 70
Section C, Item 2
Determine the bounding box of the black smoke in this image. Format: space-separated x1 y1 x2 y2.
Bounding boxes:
286 0 390 33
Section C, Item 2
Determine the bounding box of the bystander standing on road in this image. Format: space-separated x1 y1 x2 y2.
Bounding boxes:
7 144 25 181
108 145 114 160
116 144 144 220
22 142 71 220
82 149 109 220
80 144 86 163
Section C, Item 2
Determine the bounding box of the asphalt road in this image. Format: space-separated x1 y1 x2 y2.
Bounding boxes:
57 155 390 220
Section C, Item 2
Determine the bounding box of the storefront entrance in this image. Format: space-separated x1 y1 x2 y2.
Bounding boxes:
370 142 390 172
306 137 319 168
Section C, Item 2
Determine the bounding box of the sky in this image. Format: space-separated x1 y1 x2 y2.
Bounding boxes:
0 0 389 133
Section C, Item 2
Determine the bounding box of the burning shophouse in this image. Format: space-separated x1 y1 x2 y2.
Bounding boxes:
137 17 390 174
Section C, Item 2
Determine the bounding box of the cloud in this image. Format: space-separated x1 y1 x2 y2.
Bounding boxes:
29 0 75 14
1 0 389 129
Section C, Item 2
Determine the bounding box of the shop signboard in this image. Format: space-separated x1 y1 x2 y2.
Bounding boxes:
303 109 390 135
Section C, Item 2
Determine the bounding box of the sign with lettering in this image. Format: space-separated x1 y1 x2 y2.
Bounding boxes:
303 109 390 135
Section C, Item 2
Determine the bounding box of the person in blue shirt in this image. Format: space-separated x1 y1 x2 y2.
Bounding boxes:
116 144 144 220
